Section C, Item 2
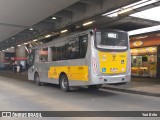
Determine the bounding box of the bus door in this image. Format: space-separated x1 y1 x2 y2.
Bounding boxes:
28 49 35 80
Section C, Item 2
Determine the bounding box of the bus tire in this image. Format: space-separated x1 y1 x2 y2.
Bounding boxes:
34 73 41 86
88 85 102 90
59 74 69 92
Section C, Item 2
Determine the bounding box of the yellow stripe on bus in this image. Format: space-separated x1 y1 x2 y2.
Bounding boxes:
48 66 89 81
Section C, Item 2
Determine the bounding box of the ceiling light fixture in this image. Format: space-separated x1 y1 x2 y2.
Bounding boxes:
11 47 14 48
83 21 94 26
118 8 133 15
45 35 52 38
18 45 21 47
33 39 38 42
61 29 68 33
52 17 57 20
30 28 34 31
24 43 28 45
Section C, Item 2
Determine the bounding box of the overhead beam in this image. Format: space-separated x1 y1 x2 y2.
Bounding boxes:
54 10 73 18
1 0 158 50
136 1 160 12
65 3 86 13
0 23 28 28
80 0 102 5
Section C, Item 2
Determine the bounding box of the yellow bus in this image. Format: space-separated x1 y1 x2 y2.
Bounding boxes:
28 28 131 91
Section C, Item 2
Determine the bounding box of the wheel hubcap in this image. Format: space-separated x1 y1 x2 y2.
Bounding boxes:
62 78 67 89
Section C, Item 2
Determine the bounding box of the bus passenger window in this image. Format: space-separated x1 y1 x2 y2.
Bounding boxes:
55 47 60 61
67 40 79 59
61 45 66 60
79 35 88 58
39 48 48 62
52 46 56 61
52 42 66 61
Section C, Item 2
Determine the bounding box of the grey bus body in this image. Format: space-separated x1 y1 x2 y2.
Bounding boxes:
28 29 131 90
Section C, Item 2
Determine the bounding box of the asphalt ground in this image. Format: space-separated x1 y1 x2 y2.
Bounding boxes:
0 75 160 120
0 71 160 97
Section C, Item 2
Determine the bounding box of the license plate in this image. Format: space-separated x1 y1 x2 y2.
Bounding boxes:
110 68 118 72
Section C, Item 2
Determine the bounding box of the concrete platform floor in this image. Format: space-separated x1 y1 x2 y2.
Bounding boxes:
0 70 160 97
105 77 160 97
0 75 160 120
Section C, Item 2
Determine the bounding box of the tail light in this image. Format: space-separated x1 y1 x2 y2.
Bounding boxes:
92 58 98 75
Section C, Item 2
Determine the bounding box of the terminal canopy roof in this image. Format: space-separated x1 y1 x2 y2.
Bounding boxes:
0 0 160 50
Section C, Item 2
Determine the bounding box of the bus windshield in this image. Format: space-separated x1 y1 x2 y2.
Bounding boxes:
95 31 128 50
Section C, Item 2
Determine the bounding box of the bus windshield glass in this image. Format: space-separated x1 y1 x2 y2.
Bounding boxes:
95 31 128 50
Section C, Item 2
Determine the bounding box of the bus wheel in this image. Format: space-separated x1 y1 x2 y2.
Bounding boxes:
60 74 69 92
34 73 41 86
88 85 102 90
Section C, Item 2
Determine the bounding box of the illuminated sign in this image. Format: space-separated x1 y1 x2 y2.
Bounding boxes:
133 41 143 47
108 33 117 39
131 47 157 55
